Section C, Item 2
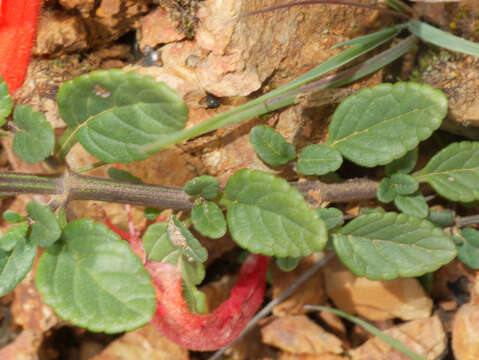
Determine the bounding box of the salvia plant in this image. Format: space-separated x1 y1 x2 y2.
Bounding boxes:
1 0 479 356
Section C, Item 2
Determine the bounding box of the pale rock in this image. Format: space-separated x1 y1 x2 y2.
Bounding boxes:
261 315 343 355
59 0 96 14
195 0 380 97
452 302 479 360
139 7 186 50
279 354 347 360
0 330 43 360
350 316 447 360
91 324 188 360
33 11 89 55
161 41 204 69
324 258 433 321
271 256 327 316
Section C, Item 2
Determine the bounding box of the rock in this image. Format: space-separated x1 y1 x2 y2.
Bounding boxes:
33 11 89 55
195 0 385 97
271 256 327 316
0 330 43 360
452 302 479 359
261 315 343 355
279 354 347 360
139 7 186 50
161 40 204 69
350 316 447 360
59 0 96 14
324 258 432 321
90 324 188 360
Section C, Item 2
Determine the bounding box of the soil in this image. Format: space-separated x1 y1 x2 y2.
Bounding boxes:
1 1 479 359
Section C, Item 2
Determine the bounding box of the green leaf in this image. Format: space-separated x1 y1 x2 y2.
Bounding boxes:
3 210 26 224
0 77 12 125
414 142 479 202
181 258 206 314
168 216 208 263
142 222 176 262
427 210 454 228
144 208 161 221
328 82 447 167
191 202 227 239
408 20 479 57
296 144 343 176
0 223 29 251
107 168 142 183
36 219 156 333
26 200 61 248
333 212 456 280
377 178 397 203
12 105 54 163
457 228 479 269
0 237 36 297
316 207 344 230
184 176 219 200
385 148 418 175
221 169 327 257
276 256 301 272
390 173 419 195
249 125 296 166
394 192 429 218
57 69 188 162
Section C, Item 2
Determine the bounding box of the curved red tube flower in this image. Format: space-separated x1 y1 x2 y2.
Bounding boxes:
0 0 42 94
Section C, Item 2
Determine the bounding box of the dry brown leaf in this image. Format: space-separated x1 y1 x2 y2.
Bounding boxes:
261 315 343 355
350 315 447 360
91 324 188 360
324 258 432 321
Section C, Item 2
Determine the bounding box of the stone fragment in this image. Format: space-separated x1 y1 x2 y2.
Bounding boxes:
59 0 96 14
91 324 188 360
324 258 432 321
271 256 327 316
161 41 204 69
452 302 479 359
139 7 186 50
0 330 43 360
261 315 343 355
350 316 447 360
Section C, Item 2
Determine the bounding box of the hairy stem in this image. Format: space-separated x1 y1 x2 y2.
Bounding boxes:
0 171 379 209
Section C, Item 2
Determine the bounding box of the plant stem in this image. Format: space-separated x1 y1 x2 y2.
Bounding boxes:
0 171 379 209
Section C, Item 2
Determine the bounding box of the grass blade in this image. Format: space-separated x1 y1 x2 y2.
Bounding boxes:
408 20 479 56
305 305 426 360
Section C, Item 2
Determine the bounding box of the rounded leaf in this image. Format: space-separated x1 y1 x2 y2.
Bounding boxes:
296 144 343 176
36 219 156 333
276 256 301 272
333 212 456 280
3 210 26 224
390 173 419 195
191 202 227 239
142 222 175 262
184 176 219 200
0 237 36 297
0 223 29 251
58 69 188 162
13 105 54 163
385 148 418 175
27 200 61 248
377 178 397 203
328 82 447 167
249 125 296 166
457 228 479 269
414 141 479 202
394 192 429 218
0 77 12 124
222 169 327 257
316 207 344 230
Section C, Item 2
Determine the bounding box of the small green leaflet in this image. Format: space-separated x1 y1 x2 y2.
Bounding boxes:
221 169 327 257
427 210 454 228
36 219 156 333
394 192 429 218
184 176 219 200
0 223 29 251
377 178 397 203
57 69 188 162
327 82 447 167
316 207 344 230
191 201 227 239
249 125 296 166
456 228 479 269
12 105 55 163
333 212 456 280
276 257 301 272
0 237 36 297
168 216 208 263
107 167 142 183
390 174 418 195
27 200 61 248
408 20 479 57
142 222 175 262
385 148 418 175
0 77 12 125
414 141 479 202
296 144 342 176
3 210 26 223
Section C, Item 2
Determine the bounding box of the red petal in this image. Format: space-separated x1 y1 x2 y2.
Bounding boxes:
148 254 269 351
